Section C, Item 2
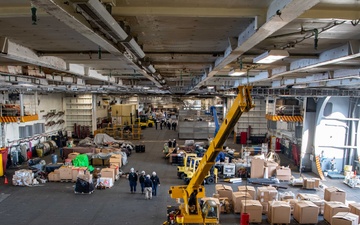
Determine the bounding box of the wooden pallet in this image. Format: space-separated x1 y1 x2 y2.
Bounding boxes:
74 190 94 194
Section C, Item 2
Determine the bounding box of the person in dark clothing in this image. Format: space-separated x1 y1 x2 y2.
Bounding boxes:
155 120 158 130
160 120 163 130
167 121 171 130
144 174 153 200
139 171 146 194
128 168 138 193
150 171 160 196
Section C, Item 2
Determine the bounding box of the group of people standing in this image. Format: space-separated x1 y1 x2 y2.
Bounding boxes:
155 119 177 131
127 168 160 200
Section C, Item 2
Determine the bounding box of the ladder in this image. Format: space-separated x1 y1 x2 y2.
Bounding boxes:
315 156 326 180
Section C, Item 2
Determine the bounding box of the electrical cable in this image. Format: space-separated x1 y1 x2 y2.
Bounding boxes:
277 20 346 50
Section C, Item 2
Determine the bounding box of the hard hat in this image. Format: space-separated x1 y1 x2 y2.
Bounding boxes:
146 174 150 178
152 171 156 176
141 171 145 174
130 168 134 172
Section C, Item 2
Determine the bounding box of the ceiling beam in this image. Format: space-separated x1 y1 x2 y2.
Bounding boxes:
300 8 360 20
112 6 266 18
31 0 163 88
191 0 320 91
269 41 360 79
272 68 360 88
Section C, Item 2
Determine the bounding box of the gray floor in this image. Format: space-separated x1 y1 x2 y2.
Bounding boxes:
0 127 359 225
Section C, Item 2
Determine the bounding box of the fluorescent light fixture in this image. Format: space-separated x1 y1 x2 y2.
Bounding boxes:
207 86 215 89
229 69 246 76
143 86 150 90
253 50 289 64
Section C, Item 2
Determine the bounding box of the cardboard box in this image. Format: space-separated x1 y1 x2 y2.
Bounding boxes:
237 186 256 200
257 186 278 202
240 200 262 223
92 158 103 166
297 193 321 201
77 172 93 183
251 158 264 178
279 191 295 200
268 201 291 224
215 184 233 202
264 161 278 177
294 201 319 224
313 178 320 188
109 154 122 167
284 199 299 214
325 187 346 203
303 179 315 189
68 152 79 160
58 166 73 180
101 168 115 182
101 148 112 153
110 164 120 177
324 201 349 223
71 167 88 182
48 172 60 181
232 191 252 213
103 159 110 166
349 203 360 218
218 197 231 213
99 177 113 188
276 166 291 181
332 212 359 225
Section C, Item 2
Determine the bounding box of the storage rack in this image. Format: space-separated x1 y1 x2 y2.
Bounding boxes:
65 95 93 133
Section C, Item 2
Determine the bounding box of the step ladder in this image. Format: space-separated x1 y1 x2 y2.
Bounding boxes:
315 156 326 180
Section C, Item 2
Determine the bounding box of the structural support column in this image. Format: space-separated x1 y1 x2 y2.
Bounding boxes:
19 93 24 117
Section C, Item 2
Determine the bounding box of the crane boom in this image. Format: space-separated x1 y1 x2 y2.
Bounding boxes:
167 86 254 224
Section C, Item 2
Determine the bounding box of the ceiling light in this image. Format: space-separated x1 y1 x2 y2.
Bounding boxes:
207 86 215 89
253 50 289 64
143 86 150 90
229 69 246 76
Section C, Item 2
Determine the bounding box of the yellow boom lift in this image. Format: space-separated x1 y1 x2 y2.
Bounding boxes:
165 86 254 224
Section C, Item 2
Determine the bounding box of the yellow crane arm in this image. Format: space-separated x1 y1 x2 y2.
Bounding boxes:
168 86 254 224
186 86 253 191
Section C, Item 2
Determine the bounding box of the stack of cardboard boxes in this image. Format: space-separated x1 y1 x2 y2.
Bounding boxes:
324 201 350 224
257 186 278 213
213 183 360 224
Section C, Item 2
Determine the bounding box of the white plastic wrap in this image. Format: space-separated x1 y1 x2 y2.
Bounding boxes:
12 169 34 186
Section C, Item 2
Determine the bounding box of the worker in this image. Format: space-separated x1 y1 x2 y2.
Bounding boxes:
139 171 146 194
160 120 163 130
150 171 160 196
172 139 177 148
128 168 138 193
144 174 153 200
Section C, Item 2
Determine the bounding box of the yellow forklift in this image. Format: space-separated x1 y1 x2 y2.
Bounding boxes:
164 86 254 225
137 114 155 128
177 153 198 179
182 157 218 185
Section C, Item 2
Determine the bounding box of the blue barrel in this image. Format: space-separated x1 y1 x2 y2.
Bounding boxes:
51 154 58 164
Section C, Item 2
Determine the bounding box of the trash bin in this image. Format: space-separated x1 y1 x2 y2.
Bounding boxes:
0 148 8 176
